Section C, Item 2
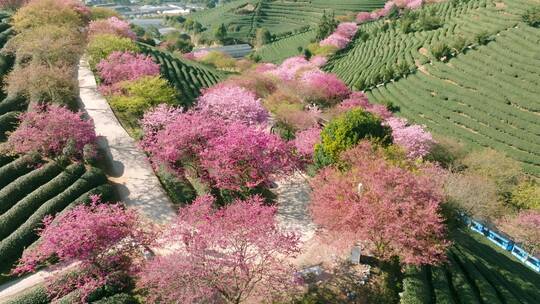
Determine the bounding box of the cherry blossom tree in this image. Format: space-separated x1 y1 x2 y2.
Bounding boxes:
356 12 373 23
139 104 184 151
137 195 301 304
96 51 160 94
293 126 322 158
300 70 350 105
200 123 298 191
267 56 316 81
310 141 449 265
7 104 97 159
0 0 28 11
498 210 540 256
335 22 358 39
320 33 350 49
88 16 136 40
196 84 269 126
386 117 434 159
13 195 150 302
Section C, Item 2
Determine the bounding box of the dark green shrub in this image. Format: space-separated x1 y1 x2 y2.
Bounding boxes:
0 111 20 140
157 168 196 205
400 266 431 304
0 161 64 214
475 31 492 45
0 94 27 116
0 154 16 167
0 168 107 266
522 6 540 27
314 109 391 168
418 15 442 31
0 153 41 189
4 285 49 304
91 293 138 304
450 35 469 54
430 43 451 61
0 163 85 239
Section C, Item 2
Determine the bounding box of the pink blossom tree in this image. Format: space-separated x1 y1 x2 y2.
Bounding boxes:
96 51 160 94
137 195 301 304
293 126 321 158
310 141 449 265
498 210 540 256
267 56 316 81
7 104 97 159
386 117 434 159
300 70 350 105
335 22 358 39
0 0 28 11
320 33 350 49
356 12 372 24
200 123 298 191
13 195 150 302
339 92 393 119
196 84 269 126
309 55 328 67
139 104 184 151
88 16 136 40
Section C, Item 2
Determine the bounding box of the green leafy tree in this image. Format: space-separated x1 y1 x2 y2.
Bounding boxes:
314 108 391 168
254 28 271 48
316 11 338 40
213 23 227 42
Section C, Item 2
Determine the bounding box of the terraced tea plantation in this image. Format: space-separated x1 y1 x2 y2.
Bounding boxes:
139 44 226 105
324 0 528 89
189 0 385 41
367 24 540 175
402 229 540 304
255 29 317 63
0 155 113 279
0 13 17 141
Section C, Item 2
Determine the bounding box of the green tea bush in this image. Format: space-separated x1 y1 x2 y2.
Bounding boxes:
0 167 106 266
0 163 85 239
0 111 20 140
314 109 391 168
4 285 49 304
400 266 431 304
522 6 540 27
0 154 41 189
0 161 64 214
0 95 27 116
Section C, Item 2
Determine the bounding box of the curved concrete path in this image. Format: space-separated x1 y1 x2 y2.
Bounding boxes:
78 59 176 223
275 172 316 242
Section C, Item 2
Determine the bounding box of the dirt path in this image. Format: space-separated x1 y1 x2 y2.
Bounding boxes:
78 59 176 224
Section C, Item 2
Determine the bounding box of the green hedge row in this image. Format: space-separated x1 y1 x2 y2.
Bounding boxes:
0 167 107 267
0 163 85 239
0 153 15 167
0 110 19 141
0 161 64 214
0 154 41 189
0 95 27 116
4 285 49 304
400 265 431 304
91 293 138 304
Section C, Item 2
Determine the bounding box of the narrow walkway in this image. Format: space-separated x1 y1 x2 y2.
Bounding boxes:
78 59 176 223
275 172 316 242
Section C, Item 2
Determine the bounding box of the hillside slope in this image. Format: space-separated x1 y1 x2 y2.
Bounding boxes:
189 0 385 41
325 0 540 175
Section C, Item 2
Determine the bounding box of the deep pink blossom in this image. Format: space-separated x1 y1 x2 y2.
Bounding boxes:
310 141 449 265
196 84 269 126
200 123 298 190
88 17 136 40
300 69 351 102
386 117 434 159
96 51 160 94
7 105 96 159
140 104 184 151
339 92 392 119
138 195 301 303
294 126 321 157
13 195 149 302
191 49 210 60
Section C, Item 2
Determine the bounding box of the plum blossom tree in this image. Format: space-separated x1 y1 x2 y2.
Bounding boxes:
0 0 28 11
196 84 269 126
88 16 136 40
300 70 350 105
386 117 434 159
267 56 316 81
356 12 373 23
310 141 449 265
138 195 301 304
293 126 321 158
319 33 350 49
139 104 184 151
7 104 97 159
13 195 150 302
96 51 160 94
335 22 358 39
200 123 298 191
498 210 540 256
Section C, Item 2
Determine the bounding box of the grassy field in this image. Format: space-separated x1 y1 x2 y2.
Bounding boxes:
401 228 540 304
323 0 540 175
138 43 226 106
189 0 385 42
